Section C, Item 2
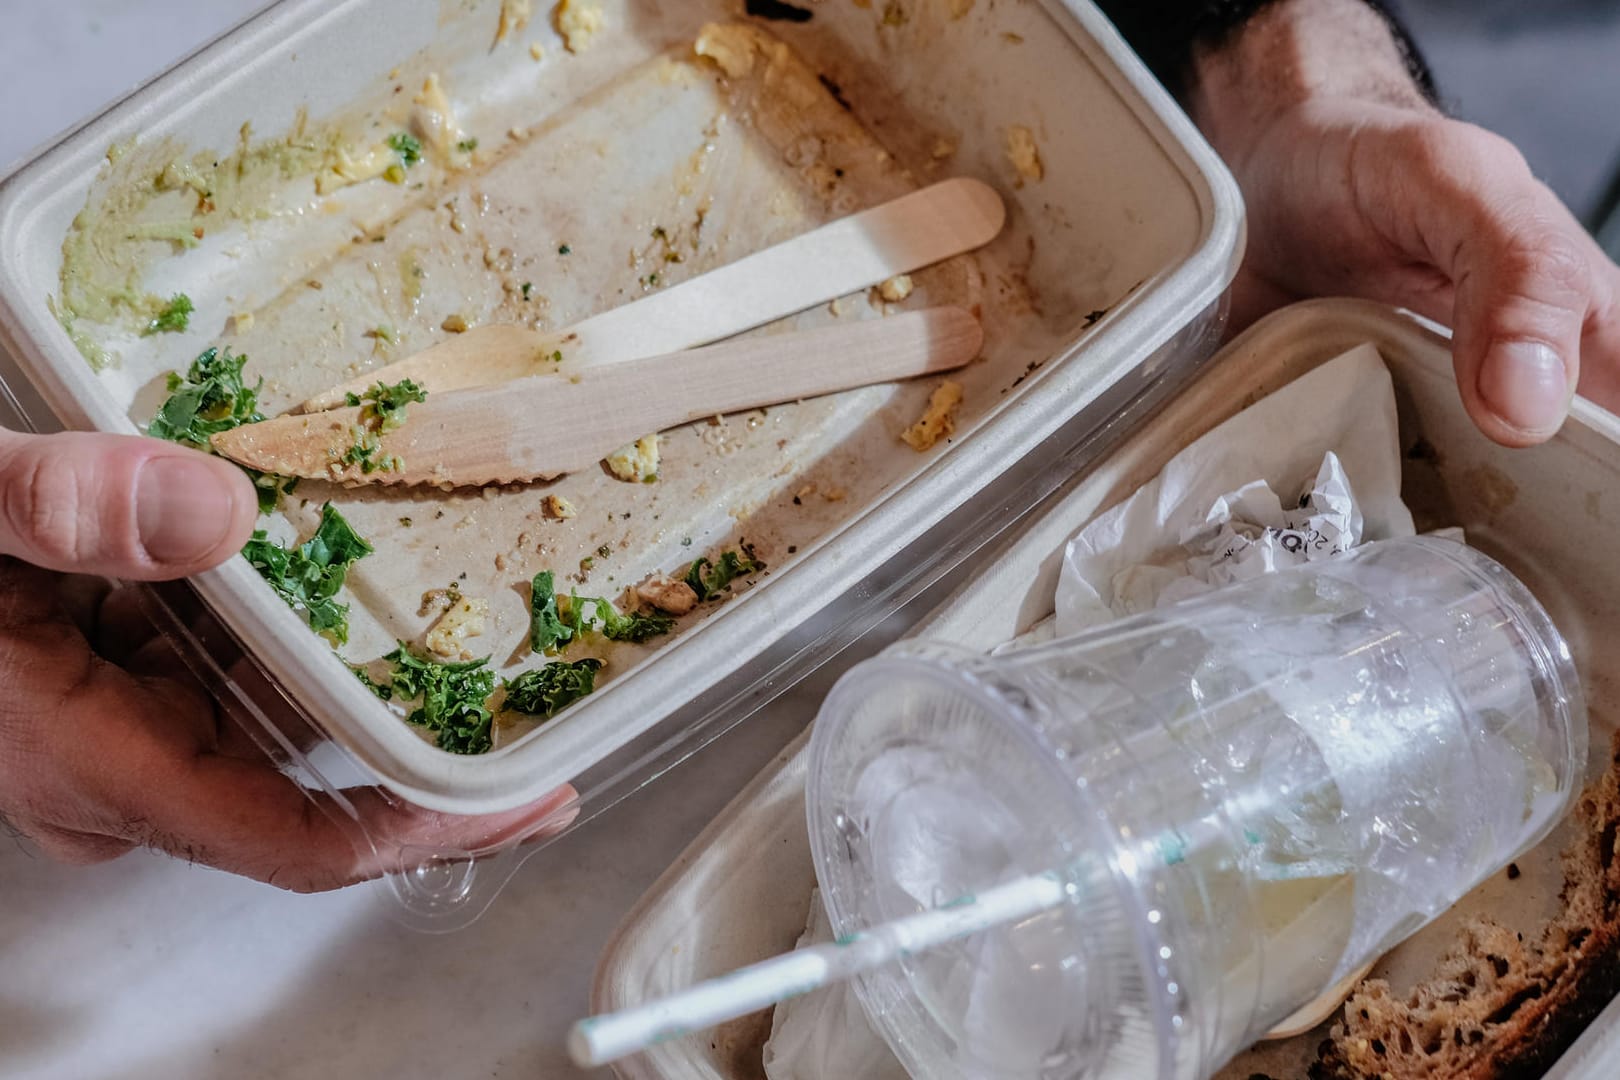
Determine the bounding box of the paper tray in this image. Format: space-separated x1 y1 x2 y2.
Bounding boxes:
592 298 1620 1079
0 0 1240 921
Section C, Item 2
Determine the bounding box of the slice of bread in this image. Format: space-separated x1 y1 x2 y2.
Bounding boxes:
1309 732 1620 1078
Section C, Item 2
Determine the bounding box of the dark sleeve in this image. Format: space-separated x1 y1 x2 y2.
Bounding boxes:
1090 0 1436 103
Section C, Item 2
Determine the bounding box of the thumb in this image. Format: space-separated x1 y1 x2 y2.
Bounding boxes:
1448 194 1589 447
0 430 258 580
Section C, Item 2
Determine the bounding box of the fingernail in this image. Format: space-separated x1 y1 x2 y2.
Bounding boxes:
1478 340 1571 437
136 456 239 566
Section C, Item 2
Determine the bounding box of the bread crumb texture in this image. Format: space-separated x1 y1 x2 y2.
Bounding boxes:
425 597 490 661
496 0 533 44
876 273 914 304
1311 732 1620 1078
901 380 964 452
554 0 604 53
605 434 660 483
1005 125 1043 185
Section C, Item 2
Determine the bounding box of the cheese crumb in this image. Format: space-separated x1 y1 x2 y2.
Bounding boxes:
554 0 604 54
694 23 761 78
1005 125 1044 184
876 274 914 304
315 141 399 194
543 494 578 519
605 434 660 483
413 74 470 165
496 0 534 44
425 597 490 661
636 575 699 616
530 42 545 61
901 380 964 451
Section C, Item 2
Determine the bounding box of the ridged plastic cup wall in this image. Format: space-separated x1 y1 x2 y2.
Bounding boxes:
807 537 1586 1080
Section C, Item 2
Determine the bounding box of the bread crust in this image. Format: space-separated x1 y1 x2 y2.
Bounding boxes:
1310 733 1620 1079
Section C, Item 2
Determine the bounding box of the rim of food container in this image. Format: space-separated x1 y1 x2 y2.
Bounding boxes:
0 0 1247 815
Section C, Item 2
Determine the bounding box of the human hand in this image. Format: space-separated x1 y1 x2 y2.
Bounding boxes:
0 428 574 891
1188 0 1620 447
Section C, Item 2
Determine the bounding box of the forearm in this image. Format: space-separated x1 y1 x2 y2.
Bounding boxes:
1185 0 1435 163
1092 0 1435 119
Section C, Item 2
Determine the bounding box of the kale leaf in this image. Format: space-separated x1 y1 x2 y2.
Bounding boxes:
529 571 675 652
503 659 602 719
529 570 574 653
384 644 497 755
575 596 674 643
387 132 423 167
148 345 297 511
353 665 393 701
143 293 194 336
684 550 760 602
242 503 373 645
147 346 263 448
343 377 428 432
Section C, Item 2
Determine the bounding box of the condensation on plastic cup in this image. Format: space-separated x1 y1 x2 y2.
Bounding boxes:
806 536 1587 1080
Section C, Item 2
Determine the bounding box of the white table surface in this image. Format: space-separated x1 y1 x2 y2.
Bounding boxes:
0 4 820 1077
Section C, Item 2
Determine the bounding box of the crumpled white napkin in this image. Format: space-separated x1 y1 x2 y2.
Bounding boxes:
1107 449 1361 616
1056 343 1415 634
762 890 911 1080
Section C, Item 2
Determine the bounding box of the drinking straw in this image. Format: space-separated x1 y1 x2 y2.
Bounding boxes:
569 870 1069 1067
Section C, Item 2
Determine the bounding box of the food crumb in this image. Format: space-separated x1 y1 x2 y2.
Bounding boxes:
413 73 469 164
418 584 462 618
1005 125 1044 184
530 41 545 61
694 22 761 78
605 434 660 483
543 494 579 519
876 274 914 304
901 380 964 451
554 0 604 53
496 0 534 43
821 485 847 502
1507 862 1522 880
636 574 699 616
441 313 471 333
425 597 490 661
931 136 958 161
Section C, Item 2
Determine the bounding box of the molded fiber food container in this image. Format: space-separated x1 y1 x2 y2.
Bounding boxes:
0 0 1240 922
592 299 1620 1079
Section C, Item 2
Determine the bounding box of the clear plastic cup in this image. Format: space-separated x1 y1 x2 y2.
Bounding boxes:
805 536 1586 1080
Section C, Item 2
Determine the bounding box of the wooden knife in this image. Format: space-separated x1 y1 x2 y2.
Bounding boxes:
214 307 983 488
